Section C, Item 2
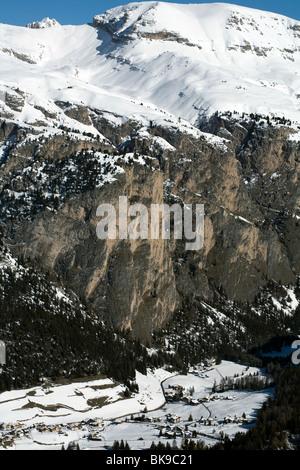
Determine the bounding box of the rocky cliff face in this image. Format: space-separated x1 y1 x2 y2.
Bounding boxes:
1 2 300 343
1 109 299 341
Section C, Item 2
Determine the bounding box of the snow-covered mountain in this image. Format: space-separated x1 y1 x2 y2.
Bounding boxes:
1 6 300 436
26 17 61 29
0 1 300 136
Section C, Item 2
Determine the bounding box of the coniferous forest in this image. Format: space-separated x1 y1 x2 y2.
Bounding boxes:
1 238 300 450
0 241 176 392
211 361 300 450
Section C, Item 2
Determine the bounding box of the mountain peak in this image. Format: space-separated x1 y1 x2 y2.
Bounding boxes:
0 2 299 131
93 2 299 44
26 17 60 29
91 1 300 124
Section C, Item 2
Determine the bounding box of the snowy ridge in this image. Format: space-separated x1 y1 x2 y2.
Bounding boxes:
26 18 60 29
0 1 299 140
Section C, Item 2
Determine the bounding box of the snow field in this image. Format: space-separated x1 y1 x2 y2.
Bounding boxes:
0 361 273 450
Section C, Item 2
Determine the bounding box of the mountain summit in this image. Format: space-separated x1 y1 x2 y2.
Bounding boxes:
0 1 299 133
26 18 60 29
93 1 300 124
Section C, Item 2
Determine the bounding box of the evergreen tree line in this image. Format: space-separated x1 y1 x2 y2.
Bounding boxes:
0 149 121 221
211 361 300 450
112 440 131 450
0 252 175 392
153 278 300 373
212 372 273 393
0 144 155 224
149 438 206 451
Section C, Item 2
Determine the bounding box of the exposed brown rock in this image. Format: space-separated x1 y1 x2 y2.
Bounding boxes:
2 113 300 340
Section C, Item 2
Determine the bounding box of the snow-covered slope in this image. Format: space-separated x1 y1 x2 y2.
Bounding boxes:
0 1 300 134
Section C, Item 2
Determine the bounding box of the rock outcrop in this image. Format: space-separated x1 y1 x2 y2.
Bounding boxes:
1 111 299 341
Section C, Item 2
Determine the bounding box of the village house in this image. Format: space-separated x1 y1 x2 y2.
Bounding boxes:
50 425 61 433
190 398 199 406
169 384 184 391
88 432 102 441
204 359 216 367
166 413 181 424
201 396 210 402
144 416 153 423
223 415 249 424
165 430 176 438
165 390 176 400
69 424 81 431
38 426 48 433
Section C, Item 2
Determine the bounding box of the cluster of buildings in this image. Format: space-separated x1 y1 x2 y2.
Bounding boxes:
201 395 235 403
0 417 105 448
188 359 217 373
0 422 31 448
0 360 256 449
165 381 236 406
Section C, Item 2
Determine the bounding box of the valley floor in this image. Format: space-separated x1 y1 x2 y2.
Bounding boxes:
0 360 272 450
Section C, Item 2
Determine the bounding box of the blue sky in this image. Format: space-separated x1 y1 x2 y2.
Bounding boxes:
1 1 299 26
